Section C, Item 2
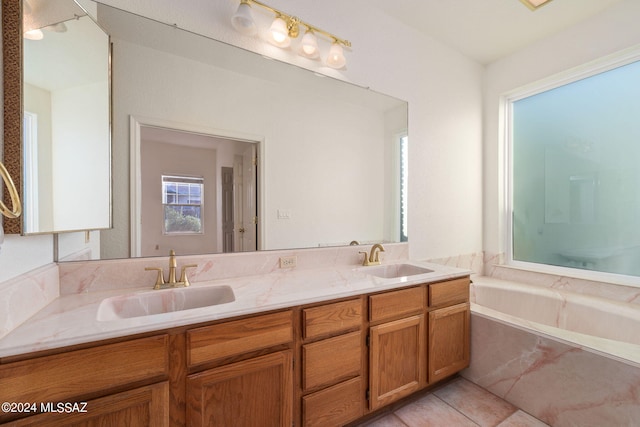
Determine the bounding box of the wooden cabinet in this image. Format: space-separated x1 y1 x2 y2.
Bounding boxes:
186 311 294 427
5 383 169 427
186 351 293 427
369 314 426 410
300 298 365 427
427 277 470 384
0 335 169 425
186 311 293 367
428 303 470 383
368 287 426 410
1 276 470 426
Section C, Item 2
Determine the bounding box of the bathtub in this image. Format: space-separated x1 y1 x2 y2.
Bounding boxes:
462 277 640 426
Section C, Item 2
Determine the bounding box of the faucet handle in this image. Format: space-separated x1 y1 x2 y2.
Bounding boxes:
145 267 165 290
179 264 198 287
359 251 372 266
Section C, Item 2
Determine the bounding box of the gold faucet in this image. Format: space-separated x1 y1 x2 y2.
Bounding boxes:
359 243 385 266
145 250 197 290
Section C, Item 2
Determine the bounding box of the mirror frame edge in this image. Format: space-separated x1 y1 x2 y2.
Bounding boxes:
1 0 23 235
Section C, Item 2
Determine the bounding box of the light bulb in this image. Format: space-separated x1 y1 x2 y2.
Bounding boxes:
23 29 44 40
300 30 319 58
326 42 346 69
231 2 257 36
270 17 290 47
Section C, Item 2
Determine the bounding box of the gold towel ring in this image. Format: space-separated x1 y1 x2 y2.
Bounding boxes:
0 160 22 219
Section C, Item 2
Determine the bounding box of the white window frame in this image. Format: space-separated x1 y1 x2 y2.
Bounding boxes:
503 47 640 287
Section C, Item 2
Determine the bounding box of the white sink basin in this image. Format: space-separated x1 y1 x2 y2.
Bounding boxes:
97 285 235 321
360 263 434 279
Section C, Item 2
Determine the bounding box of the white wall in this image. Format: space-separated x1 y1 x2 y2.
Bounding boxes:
1 0 484 280
483 0 640 261
52 81 110 231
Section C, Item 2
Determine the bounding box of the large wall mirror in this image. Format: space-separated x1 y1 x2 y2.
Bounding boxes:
5 0 408 260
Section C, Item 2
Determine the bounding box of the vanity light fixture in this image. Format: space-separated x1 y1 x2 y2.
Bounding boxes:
231 0 351 69
23 29 44 40
519 0 553 10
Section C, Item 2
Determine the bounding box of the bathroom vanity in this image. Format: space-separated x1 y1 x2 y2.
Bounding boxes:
0 267 469 427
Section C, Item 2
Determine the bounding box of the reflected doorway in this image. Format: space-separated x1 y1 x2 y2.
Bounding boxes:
132 120 259 257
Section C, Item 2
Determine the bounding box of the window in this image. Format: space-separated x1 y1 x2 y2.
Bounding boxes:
508 57 640 280
400 135 408 242
162 175 203 234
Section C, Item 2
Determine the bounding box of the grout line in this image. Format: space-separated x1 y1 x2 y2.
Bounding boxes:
431 394 482 426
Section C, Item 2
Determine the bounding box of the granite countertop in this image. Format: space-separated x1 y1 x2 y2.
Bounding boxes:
0 260 469 358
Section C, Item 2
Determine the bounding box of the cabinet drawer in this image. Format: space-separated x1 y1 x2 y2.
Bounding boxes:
303 377 364 427
0 335 168 406
369 286 425 322
302 298 362 340
302 331 361 391
187 311 293 367
429 278 469 308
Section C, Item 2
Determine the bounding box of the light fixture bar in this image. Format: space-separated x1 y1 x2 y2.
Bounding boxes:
519 0 553 11
244 0 351 48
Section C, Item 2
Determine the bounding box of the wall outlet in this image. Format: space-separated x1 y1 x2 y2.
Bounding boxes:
279 256 297 268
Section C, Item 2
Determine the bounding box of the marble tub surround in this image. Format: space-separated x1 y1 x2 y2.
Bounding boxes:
0 248 468 358
425 251 484 276
0 264 59 339
483 252 640 305
463 314 640 426
472 277 640 352
58 242 410 295
464 278 640 426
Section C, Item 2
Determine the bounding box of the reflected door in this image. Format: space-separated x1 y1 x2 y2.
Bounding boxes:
233 145 258 252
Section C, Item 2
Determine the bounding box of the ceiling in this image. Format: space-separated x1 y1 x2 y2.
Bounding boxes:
369 0 626 64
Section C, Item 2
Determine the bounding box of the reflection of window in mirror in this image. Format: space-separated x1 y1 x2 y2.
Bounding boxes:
400 135 409 242
23 111 39 232
162 175 204 234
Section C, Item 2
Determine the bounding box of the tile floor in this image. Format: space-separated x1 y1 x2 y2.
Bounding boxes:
358 377 549 427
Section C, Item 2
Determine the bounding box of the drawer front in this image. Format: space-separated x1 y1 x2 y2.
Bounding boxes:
429 278 469 308
302 331 361 391
302 298 362 340
0 335 168 406
187 311 293 367
369 286 425 323
303 377 364 427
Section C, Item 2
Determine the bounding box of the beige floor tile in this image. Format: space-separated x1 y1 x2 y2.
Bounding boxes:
433 378 517 427
393 394 478 427
360 413 408 427
496 410 549 427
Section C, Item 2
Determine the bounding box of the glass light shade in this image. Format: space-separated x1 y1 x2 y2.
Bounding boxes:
300 31 319 58
270 17 290 47
326 43 346 69
23 29 44 40
231 2 257 36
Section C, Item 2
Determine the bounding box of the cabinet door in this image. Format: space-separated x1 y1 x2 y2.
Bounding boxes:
6 382 169 427
428 302 470 383
369 315 426 410
186 351 293 427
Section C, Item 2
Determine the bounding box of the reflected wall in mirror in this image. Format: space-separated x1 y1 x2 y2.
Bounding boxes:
22 0 110 234
132 121 259 257
13 0 408 260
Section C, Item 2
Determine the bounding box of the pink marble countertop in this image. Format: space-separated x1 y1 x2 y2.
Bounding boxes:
0 261 469 358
